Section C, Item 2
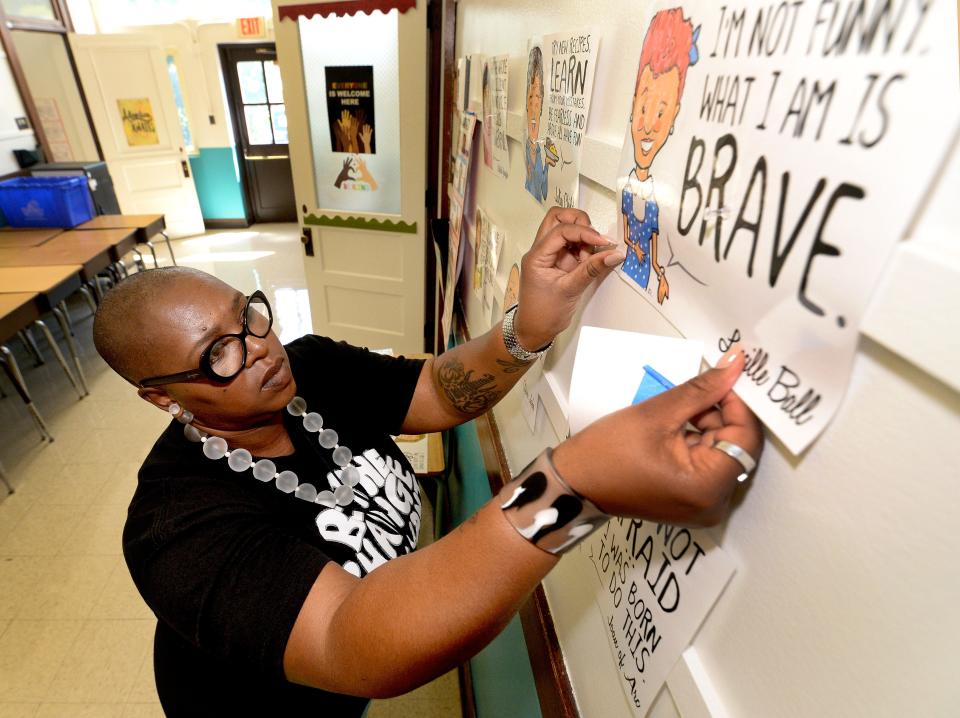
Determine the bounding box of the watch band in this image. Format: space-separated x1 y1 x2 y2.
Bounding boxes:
499 447 610 555
502 304 554 362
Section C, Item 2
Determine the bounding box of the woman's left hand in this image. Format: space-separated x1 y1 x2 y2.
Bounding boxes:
514 207 626 350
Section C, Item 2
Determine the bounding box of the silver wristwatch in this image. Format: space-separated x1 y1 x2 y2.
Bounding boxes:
502 304 554 362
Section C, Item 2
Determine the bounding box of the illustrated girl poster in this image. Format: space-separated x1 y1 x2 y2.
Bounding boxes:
612 2 958 455
616 9 698 305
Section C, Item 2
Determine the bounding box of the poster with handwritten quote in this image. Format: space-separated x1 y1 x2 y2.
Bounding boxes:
579 519 734 716
613 1 959 454
523 33 598 207
117 98 159 146
486 55 510 179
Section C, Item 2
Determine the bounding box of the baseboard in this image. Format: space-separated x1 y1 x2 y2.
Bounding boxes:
202 218 250 229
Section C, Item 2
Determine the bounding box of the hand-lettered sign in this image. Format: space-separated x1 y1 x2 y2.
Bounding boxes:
614 1 958 453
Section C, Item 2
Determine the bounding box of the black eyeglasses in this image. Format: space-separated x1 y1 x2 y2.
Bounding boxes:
138 291 274 388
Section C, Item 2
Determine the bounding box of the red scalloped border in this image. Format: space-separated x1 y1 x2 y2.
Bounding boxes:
278 0 416 22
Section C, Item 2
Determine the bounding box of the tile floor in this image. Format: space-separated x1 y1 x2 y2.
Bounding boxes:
0 224 461 718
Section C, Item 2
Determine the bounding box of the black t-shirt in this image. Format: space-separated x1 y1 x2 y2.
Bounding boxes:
122 335 426 716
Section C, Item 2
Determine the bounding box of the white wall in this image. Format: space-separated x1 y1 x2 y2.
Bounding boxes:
0 48 38 177
454 2 960 717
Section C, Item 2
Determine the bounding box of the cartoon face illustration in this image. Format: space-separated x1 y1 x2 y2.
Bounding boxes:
631 66 681 170
525 46 543 142
630 9 698 172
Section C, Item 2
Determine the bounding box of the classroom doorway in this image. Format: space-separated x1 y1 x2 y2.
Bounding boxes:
220 44 297 223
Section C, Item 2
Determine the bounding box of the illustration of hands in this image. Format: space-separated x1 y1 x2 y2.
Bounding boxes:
334 156 354 188
657 272 669 304
360 124 373 154
355 158 378 190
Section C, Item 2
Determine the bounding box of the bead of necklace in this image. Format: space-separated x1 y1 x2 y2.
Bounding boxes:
181 396 361 508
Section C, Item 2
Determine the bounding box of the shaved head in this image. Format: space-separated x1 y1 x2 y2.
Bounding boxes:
93 267 228 384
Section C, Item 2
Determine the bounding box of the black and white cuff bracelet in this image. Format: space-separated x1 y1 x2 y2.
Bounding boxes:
499 447 610 555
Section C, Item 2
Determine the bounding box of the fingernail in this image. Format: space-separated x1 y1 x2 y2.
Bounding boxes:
600 234 618 246
603 251 627 267
719 347 742 367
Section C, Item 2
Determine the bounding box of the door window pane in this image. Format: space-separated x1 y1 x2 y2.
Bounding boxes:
237 61 267 104
264 60 284 103
270 104 288 144
244 105 273 145
166 53 194 152
1 0 56 20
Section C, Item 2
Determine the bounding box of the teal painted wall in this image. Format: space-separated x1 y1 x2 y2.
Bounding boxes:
449 420 543 718
188 146 247 220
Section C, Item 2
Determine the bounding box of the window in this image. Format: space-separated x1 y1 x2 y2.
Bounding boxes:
0 0 57 21
166 52 195 153
236 60 287 146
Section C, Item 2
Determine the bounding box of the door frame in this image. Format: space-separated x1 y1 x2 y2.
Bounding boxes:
219 41 290 226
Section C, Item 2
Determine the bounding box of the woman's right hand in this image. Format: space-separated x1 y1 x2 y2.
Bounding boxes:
553 349 762 526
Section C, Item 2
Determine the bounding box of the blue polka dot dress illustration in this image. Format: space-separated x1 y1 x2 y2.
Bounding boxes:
621 187 659 290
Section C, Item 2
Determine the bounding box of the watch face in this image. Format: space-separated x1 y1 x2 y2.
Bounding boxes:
503 263 520 315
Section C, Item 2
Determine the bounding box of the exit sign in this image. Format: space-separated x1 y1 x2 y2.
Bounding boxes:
237 17 266 38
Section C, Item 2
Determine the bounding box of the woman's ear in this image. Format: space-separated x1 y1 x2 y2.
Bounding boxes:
138 386 174 412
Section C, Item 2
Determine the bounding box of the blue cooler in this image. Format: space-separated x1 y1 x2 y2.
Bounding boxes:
0 176 96 228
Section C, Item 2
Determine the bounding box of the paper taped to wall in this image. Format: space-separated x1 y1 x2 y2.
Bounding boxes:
569 326 703 435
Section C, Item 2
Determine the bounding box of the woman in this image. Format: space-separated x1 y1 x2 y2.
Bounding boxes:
524 45 556 202
621 8 699 305
93 207 761 715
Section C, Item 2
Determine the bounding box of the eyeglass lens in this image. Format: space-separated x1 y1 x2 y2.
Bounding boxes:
208 297 272 379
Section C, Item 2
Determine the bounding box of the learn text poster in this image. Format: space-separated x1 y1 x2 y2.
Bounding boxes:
614 1 959 453
523 32 599 207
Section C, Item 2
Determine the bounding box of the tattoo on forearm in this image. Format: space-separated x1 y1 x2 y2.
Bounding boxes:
495 356 530 374
437 358 500 414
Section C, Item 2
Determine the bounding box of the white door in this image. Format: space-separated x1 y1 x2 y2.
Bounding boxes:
273 1 427 354
68 33 204 238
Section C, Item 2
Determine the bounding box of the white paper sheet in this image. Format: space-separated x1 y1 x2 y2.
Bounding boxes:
569 326 703 435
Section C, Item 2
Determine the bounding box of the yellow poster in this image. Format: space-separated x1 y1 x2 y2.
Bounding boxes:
117 98 159 146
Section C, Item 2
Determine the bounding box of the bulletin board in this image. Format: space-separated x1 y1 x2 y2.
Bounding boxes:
453 1 960 717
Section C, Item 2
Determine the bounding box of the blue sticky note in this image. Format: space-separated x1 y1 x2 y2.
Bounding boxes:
632 365 675 405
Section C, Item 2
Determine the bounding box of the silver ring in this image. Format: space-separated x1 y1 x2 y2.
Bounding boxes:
712 440 756 482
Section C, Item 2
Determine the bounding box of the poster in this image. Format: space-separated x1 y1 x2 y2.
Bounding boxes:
578 519 734 716
442 185 466 343
614 1 959 454
325 65 376 154
35 97 72 162
472 206 490 299
483 55 510 178
117 98 159 146
503 262 521 313
483 223 505 309
523 32 599 207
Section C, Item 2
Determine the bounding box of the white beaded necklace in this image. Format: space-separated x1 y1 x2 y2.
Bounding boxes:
175 396 361 508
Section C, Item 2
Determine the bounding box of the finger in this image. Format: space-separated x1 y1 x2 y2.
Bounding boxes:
532 224 611 267
691 407 724 433
535 207 593 243
647 350 745 426
557 250 624 295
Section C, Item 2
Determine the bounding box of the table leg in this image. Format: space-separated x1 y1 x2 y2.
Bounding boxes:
79 285 97 316
132 248 146 272
0 461 12 495
57 300 74 337
52 307 89 397
33 319 84 400
144 241 160 268
0 345 53 442
92 276 104 303
160 231 177 266
17 328 44 367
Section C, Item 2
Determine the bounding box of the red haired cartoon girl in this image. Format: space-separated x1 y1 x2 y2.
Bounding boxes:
621 8 699 304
